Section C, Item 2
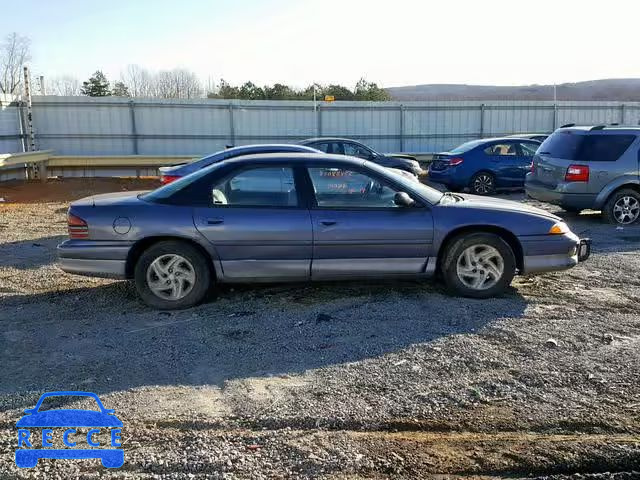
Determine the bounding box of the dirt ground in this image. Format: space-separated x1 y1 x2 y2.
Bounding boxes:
0 179 639 479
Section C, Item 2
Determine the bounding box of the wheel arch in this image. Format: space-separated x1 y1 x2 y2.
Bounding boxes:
436 225 524 274
125 236 217 280
594 179 640 210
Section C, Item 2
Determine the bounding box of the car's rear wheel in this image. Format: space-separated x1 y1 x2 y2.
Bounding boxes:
442 232 516 298
603 189 640 225
470 172 496 195
134 241 211 309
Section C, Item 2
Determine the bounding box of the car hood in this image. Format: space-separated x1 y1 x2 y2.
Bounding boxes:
72 191 150 207
453 193 561 221
16 409 123 427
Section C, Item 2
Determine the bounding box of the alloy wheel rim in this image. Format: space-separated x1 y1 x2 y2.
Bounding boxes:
456 244 504 290
613 196 640 225
473 175 493 194
147 254 196 300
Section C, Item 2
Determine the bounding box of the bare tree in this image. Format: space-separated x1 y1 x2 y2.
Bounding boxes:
121 64 154 97
0 33 31 95
152 68 202 99
49 75 81 96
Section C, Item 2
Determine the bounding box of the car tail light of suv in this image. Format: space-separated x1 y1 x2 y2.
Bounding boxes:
565 164 590 182
160 174 181 185
68 212 89 239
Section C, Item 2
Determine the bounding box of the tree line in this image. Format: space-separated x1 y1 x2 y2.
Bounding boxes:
1 32 390 101
80 67 390 101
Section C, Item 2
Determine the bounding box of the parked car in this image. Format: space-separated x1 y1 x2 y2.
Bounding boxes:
58 153 590 309
299 137 425 176
158 144 321 184
428 137 542 195
526 125 640 224
507 133 549 143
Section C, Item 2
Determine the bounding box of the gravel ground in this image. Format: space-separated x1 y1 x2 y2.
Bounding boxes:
0 180 639 479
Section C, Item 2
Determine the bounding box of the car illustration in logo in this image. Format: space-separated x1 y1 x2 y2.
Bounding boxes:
15 391 123 468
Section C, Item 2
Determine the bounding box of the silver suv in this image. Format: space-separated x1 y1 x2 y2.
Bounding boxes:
525 125 640 225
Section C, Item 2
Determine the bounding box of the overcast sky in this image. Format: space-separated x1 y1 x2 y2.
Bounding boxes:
9 0 640 88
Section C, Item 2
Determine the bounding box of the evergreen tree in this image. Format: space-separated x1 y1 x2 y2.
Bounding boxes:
81 71 111 96
111 81 130 97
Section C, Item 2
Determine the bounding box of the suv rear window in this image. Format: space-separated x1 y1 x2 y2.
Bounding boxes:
539 131 636 162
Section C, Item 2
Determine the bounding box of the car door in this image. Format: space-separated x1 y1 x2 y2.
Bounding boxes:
305 163 434 277
483 141 522 186
193 164 312 280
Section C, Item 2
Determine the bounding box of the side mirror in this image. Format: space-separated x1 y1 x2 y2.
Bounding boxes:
394 191 415 207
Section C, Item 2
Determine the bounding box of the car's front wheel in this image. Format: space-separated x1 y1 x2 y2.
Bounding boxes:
442 232 516 298
602 189 640 225
134 240 211 309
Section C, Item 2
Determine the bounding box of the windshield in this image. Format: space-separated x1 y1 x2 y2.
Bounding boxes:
448 139 486 154
538 130 636 161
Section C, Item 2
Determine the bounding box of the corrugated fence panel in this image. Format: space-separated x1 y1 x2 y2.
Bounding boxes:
233 102 316 144
0 97 637 155
0 105 21 153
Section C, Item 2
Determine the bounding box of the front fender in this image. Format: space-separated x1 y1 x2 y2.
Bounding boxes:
594 175 640 209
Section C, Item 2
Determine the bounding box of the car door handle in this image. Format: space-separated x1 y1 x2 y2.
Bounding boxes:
206 218 224 225
319 220 337 226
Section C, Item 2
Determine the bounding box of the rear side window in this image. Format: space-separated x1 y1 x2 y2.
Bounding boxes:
211 167 297 207
539 131 636 162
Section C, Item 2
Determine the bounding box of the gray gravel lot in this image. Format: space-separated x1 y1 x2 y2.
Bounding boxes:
0 187 639 479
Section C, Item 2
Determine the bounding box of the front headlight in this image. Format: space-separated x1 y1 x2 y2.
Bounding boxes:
548 222 569 235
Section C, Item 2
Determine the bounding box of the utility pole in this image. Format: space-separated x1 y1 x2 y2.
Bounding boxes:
23 66 35 152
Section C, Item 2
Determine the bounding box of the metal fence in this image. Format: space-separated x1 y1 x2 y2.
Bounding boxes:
2 96 640 156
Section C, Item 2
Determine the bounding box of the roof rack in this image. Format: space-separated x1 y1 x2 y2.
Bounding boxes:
560 123 575 128
590 125 606 130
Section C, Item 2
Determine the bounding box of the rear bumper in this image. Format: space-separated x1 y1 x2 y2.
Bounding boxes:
57 240 132 279
427 169 463 188
525 180 597 210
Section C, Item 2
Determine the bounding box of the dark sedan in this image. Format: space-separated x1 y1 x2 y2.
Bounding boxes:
158 144 320 184
58 153 589 309
299 137 425 176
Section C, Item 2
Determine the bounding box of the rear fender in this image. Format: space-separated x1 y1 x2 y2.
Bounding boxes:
594 176 640 209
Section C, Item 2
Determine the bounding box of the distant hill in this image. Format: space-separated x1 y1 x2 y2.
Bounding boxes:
385 79 640 101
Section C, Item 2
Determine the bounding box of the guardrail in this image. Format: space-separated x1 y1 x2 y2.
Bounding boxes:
0 151 434 183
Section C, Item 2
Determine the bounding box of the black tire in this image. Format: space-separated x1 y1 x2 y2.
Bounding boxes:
470 172 496 195
441 232 516 299
602 188 640 225
134 240 211 310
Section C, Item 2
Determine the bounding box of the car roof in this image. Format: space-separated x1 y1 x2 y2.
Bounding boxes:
299 137 363 144
559 125 640 134
478 136 542 143
217 152 366 167
224 143 318 153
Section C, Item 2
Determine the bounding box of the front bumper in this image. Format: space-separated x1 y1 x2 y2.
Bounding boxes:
57 240 131 279
520 233 590 274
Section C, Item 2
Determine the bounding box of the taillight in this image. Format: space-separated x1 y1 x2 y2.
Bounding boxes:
449 157 464 166
565 164 589 182
530 160 535 173
68 212 88 239
161 175 181 185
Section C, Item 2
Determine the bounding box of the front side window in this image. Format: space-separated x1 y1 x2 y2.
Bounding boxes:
210 167 297 207
484 143 518 156
308 167 400 208
343 143 374 160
